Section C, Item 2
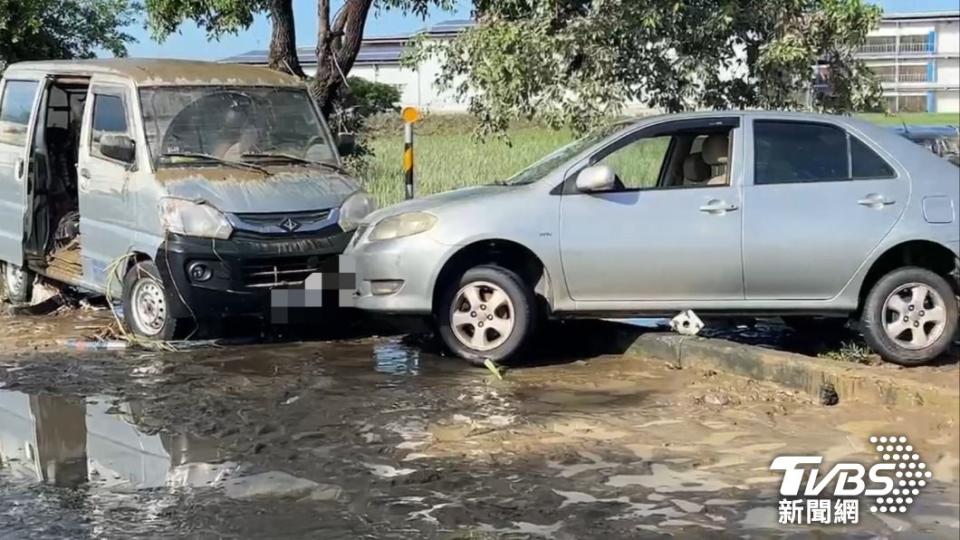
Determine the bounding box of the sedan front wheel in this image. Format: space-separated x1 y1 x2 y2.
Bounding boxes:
436 264 536 365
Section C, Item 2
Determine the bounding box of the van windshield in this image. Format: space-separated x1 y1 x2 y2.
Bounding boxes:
139 87 338 168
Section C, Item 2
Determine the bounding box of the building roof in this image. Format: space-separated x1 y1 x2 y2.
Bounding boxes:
883 10 960 22
5 58 304 86
220 19 475 67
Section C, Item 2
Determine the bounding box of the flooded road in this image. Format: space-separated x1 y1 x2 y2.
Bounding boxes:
1 315 958 538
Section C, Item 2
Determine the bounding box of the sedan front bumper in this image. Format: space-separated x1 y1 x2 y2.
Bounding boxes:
342 232 456 314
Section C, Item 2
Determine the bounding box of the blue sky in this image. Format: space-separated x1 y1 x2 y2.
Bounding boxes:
123 0 957 60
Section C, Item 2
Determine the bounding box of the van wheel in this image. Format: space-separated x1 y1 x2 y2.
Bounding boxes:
861 267 958 366
436 264 536 365
1 262 34 304
122 261 183 341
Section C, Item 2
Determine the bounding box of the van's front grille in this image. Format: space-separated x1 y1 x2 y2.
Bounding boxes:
240 255 333 289
229 209 336 236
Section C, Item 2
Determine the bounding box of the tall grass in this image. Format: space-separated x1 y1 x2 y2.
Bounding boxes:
359 122 573 206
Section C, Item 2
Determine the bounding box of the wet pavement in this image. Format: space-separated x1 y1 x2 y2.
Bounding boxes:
1 312 958 538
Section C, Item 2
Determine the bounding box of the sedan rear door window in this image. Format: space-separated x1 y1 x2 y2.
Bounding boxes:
754 121 848 184
754 120 896 184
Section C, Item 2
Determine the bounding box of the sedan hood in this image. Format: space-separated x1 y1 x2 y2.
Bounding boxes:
160 167 358 213
362 185 508 224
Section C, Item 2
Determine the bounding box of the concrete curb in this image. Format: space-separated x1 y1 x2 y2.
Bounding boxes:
623 332 959 412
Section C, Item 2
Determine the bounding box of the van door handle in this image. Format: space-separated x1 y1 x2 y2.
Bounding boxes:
699 200 739 214
78 168 91 192
857 193 895 208
14 158 23 180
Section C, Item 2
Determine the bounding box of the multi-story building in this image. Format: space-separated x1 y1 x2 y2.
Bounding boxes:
223 11 960 115
858 10 959 114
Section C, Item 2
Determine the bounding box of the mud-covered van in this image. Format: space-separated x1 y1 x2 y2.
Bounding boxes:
0 59 375 338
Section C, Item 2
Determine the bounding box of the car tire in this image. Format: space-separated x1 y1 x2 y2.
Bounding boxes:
436 264 536 365
1 261 34 305
782 316 850 335
860 266 958 366
122 261 185 341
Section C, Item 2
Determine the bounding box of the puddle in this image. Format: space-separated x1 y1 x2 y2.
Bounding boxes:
0 328 957 538
0 390 232 490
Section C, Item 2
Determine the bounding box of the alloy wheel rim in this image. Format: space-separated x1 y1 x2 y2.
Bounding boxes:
882 282 947 350
132 279 167 336
450 280 515 352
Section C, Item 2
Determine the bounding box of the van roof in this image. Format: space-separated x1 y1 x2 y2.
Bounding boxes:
3 58 304 87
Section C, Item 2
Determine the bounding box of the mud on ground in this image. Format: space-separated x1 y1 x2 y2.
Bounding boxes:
0 311 958 538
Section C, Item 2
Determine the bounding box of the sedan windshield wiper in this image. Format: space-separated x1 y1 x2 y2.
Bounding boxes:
242 152 348 174
159 152 270 175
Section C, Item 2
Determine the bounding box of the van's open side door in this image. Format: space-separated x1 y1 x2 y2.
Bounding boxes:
0 78 45 267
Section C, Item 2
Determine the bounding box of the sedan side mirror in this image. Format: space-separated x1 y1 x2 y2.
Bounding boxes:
575 164 616 192
100 134 136 164
337 132 356 156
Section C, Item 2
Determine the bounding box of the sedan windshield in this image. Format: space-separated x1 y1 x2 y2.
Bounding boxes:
502 121 632 185
139 87 337 168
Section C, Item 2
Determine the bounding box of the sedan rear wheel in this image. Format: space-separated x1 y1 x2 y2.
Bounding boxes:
861 267 958 366
437 265 535 365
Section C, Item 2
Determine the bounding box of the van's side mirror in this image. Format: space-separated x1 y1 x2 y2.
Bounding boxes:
100 134 136 164
337 132 356 156
575 164 616 192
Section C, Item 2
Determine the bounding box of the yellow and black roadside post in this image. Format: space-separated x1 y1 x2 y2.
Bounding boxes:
401 106 420 200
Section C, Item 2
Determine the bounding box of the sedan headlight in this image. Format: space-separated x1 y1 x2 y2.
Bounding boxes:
160 198 233 240
369 212 437 242
338 191 377 232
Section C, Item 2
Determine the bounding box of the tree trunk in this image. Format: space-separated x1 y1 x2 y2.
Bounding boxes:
313 0 374 117
267 0 305 78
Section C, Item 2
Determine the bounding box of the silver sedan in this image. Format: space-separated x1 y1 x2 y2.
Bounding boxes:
344 111 959 366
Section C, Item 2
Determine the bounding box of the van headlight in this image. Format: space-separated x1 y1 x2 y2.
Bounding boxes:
369 212 437 242
160 198 233 240
338 191 377 232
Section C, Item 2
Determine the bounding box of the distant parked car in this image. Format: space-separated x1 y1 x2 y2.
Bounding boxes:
893 125 959 166
344 112 959 366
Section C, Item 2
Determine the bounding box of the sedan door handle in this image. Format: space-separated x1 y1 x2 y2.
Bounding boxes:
699 200 739 214
80 168 91 179
858 193 895 208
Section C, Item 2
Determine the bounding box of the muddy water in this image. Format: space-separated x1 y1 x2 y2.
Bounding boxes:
1 320 959 538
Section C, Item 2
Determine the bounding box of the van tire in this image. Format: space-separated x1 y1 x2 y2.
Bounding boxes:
436 264 536 366
1 262 34 305
860 267 958 366
122 261 184 341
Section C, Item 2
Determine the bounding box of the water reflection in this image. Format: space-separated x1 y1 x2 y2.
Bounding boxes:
0 390 232 489
373 340 421 376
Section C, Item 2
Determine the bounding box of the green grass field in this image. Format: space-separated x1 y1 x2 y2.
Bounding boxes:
359 112 959 207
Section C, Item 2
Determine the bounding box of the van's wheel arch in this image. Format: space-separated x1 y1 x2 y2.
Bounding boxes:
121 260 185 340
1 261 34 305
435 264 536 366
860 266 958 366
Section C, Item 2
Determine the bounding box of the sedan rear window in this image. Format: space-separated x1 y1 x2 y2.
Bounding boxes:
754 121 895 185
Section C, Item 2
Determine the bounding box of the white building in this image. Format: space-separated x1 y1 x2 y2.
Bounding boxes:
857 10 960 113
221 19 472 112
222 11 960 115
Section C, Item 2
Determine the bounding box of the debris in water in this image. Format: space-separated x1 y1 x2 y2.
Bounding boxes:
483 358 504 380
60 339 128 351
